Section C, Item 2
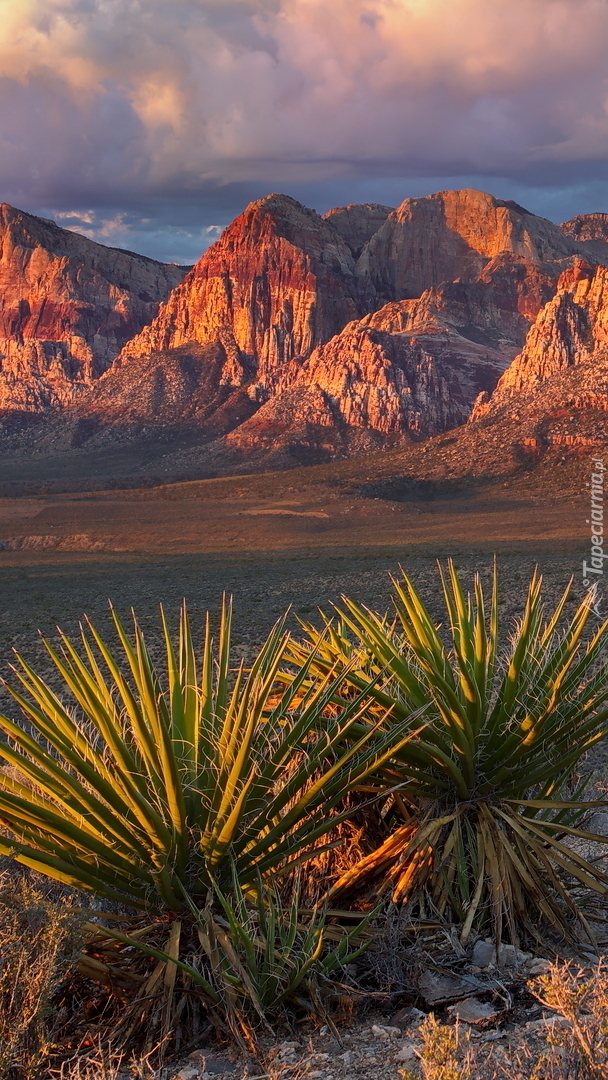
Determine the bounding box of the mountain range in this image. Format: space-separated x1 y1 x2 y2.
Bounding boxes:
0 188 606 490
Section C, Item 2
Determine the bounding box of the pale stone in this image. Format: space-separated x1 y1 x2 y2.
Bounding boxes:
395 1044 418 1062
448 997 500 1024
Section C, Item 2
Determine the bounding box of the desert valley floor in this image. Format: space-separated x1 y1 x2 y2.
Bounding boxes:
0 442 591 696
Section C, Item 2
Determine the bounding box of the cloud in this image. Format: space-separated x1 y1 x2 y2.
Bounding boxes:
2 0 608 260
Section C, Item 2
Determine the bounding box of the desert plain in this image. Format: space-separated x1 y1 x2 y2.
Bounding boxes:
0 439 590 701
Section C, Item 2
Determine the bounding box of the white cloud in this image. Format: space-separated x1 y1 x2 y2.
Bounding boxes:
0 0 607 203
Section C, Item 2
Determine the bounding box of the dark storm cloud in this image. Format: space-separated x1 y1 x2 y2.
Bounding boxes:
2 0 608 262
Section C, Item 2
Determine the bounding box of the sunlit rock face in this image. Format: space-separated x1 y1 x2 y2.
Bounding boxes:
4 188 608 470
560 213 608 262
356 188 585 307
471 260 608 418
0 204 187 411
115 194 361 400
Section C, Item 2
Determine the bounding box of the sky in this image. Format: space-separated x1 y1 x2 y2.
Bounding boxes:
2 0 608 264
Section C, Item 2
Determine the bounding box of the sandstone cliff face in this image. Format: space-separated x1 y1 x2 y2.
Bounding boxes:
4 186 608 483
116 195 360 399
300 322 506 435
560 213 608 261
241 248 554 450
356 189 587 305
228 297 513 457
560 213 608 243
323 203 394 258
472 259 608 420
360 253 557 349
0 204 186 411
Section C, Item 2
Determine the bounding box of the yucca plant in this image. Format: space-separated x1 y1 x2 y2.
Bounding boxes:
288 563 608 945
0 598 412 910
184 869 374 1024
0 598 417 1048
78 870 376 1051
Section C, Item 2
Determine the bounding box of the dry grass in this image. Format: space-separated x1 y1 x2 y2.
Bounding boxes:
0 867 85 1080
54 1043 156 1080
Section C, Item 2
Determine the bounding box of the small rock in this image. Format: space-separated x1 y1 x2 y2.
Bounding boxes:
527 958 551 976
308 1072 326 1079
496 944 519 968
471 940 496 968
371 1024 401 1038
197 1060 236 1076
340 1052 354 1065
395 1044 418 1062
174 1070 200 1080
313 1054 330 1062
481 1030 506 1042
524 1018 549 1033
448 997 500 1024
390 1006 425 1031
473 940 529 971
418 970 482 1005
524 1017 570 1033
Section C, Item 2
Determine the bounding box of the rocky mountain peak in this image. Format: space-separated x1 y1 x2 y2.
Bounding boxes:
356 187 587 306
3 187 608 484
560 213 608 243
114 194 360 395
470 258 608 420
560 213 608 261
323 203 394 258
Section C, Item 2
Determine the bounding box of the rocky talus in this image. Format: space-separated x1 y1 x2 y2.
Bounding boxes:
0 204 186 410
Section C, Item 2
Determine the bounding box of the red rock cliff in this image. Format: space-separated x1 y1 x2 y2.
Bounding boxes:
357 188 587 305
470 259 608 422
116 194 360 399
0 204 186 410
